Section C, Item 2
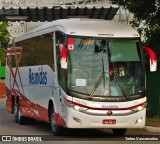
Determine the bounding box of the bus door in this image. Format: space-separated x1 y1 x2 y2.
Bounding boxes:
55 31 67 116
57 46 68 117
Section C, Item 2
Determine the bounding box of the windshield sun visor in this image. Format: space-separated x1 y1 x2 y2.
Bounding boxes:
109 41 140 62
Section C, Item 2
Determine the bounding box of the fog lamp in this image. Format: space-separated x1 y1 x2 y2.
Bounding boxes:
136 118 142 124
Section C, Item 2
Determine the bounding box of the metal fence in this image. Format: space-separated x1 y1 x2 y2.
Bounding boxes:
146 68 160 118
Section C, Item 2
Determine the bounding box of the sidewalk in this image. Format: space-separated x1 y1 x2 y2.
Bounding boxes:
145 118 160 133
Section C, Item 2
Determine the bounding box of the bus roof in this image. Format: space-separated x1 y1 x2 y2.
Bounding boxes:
14 19 140 42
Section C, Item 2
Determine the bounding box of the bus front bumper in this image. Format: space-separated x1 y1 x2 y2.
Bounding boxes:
64 108 146 129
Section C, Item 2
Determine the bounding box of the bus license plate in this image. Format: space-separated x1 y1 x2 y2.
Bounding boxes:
103 119 116 124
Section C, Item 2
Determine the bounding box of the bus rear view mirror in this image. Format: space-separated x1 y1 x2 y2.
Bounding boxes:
60 44 68 69
144 46 157 72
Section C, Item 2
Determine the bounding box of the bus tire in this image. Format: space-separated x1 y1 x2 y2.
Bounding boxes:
112 128 127 136
13 100 25 125
12 97 15 114
49 106 63 135
13 102 18 123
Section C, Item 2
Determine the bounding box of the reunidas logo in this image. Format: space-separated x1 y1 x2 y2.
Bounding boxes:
29 67 47 85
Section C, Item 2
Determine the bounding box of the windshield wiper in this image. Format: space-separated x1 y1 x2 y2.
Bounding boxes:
113 70 130 100
89 58 105 98
89 72 104 98
102 58 105 89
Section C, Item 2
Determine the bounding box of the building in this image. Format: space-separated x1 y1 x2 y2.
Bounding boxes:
0 0 133 38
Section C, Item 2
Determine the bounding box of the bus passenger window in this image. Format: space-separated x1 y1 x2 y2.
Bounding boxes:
16 33 54 68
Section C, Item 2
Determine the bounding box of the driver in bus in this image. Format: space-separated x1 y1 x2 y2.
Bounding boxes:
118 63 125 77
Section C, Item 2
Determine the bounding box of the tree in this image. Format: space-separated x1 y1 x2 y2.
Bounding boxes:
111 0 160 67
0 22 10 66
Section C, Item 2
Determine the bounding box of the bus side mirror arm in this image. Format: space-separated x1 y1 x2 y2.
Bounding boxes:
143 46 157 72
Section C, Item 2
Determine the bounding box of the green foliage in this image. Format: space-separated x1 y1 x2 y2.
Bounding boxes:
111 0 160 67
0 22 10 48
0 22 10 66
0 48 6 66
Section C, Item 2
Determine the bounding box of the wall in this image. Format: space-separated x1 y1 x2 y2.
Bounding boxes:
0 80 5 98
146 68 160 118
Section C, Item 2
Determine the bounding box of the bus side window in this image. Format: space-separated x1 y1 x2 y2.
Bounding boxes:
37 33 54 70
17 33 54 68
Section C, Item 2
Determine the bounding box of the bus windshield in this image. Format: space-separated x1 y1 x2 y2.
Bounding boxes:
108 40 144 97
67 38 144 98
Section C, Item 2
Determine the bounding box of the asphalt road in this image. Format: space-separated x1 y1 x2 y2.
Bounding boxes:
0 98 159 143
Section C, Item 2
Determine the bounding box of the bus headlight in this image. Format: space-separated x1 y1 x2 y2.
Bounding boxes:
65 100 87 112
137 106 143 111
74 105 80 111
131 102 147 112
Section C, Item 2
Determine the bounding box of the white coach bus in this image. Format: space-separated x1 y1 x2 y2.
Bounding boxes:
5 18 157 135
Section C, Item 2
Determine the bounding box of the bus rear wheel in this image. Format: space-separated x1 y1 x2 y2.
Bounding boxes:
49 106 63 135
13 100 25 124
112 128 127 136
13 102 18 123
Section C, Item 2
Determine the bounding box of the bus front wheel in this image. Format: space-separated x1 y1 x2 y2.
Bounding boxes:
112 128 127 136
49 106 63 135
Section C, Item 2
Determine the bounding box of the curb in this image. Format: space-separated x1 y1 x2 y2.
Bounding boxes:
145 126 160 133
